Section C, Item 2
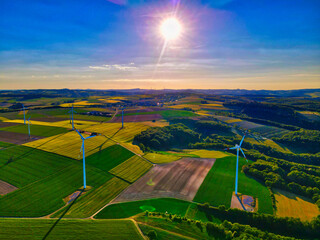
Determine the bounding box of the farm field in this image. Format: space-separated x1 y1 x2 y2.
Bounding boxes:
86 144 134 172
51 177 129 218
144 152 181 163
114 158 215 202
0 145 74 187
0 164 112 217
85 122 150 142
138 223 190 240
109 155 153 183
0 179 17 195
0 124 69 137
95 198 191 219
188 150 229 159
23 131 115 159
159 110 198 119
0 130 44 144
0 218 143 240
193 156 273 214
110 114 162 123
3 119 97 129
273 188 320 221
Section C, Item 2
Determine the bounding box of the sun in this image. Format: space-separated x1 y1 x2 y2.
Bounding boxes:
160 17 182 41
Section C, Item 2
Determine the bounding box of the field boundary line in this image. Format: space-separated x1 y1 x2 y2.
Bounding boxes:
131 219 147 240
136 221 197 240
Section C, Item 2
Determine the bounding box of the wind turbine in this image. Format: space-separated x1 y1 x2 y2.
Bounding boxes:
27 117 31 138
69 104 77 130
21 104 27 125
76 129 96 189
225 131 248 196
121 107 125 128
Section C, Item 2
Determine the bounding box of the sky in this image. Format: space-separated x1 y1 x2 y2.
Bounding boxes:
0 0 319 90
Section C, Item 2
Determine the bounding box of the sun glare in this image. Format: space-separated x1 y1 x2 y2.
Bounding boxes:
160 17 182 41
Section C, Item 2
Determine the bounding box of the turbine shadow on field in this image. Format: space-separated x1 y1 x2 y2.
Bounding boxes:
42 188 84 240
236 195 247 211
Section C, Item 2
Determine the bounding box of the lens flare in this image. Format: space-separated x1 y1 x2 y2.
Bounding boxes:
160 17 182 41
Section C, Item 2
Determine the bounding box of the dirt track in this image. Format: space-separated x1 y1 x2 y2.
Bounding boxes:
109 114 162 123
0 180 17 195
114 158 215 202
0 131 44 144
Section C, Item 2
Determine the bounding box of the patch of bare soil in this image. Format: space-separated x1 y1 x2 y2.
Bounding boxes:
230 192 257 212
114 158 215 202
0 180 18 195
110 114 162 123
0 131 44 145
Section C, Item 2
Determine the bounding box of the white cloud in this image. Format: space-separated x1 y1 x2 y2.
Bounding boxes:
89 63 137 71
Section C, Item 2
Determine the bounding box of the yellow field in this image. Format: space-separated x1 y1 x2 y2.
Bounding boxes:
144 152 181 164
168 104 202 111
120 142 144 155
4 119 96 129
196 110 212 116
109 155 153 183
98 98 122 103
299 111 320 116
188 150 229 159
85 122 150 142
274 188 320 221
23 131 115 159
0 117 9 121
60 101 100 107
18 110 28 115
225 118 242 123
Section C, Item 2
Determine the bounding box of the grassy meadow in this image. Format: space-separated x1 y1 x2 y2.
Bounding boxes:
193 156 274 214
0 218 143 240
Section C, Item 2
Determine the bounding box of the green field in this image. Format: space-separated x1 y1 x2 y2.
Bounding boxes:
0 145 73 187
109 155 153 183
138 223 190 240
193 156 273 214
95 198 191 219
86 144 134 172
0 218 143 240
0 124 69 137
51 177 129 218
159 110 198 119
0 164 112 217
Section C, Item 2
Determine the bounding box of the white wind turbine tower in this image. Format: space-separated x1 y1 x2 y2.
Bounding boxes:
225 131 248 195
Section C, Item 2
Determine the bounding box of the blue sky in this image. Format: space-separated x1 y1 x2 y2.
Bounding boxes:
0 0 319 89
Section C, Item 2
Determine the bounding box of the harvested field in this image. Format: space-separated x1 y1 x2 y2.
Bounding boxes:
110 114 162 123
274 188 320 221
0 131 44 144
114 158 215 202
0 180 17 195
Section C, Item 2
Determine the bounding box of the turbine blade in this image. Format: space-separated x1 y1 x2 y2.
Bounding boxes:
240 147 248 162
228 146 238 150
85 135 96 140
239 132 247 146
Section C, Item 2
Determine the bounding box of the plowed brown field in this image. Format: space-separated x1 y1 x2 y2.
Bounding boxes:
114 158 215 202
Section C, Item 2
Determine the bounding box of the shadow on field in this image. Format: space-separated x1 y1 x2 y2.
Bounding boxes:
236 195 247 211
42 188 84 240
